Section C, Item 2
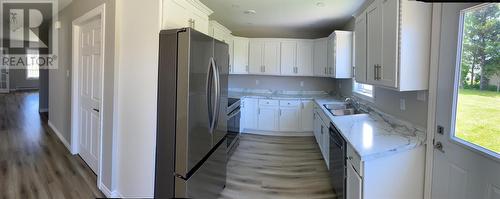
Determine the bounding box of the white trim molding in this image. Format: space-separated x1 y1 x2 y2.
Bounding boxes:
424 3 442 199
48 120 74 154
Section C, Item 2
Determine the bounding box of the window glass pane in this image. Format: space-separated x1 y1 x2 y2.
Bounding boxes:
454 3 500 154
353 81 373 98
27 50 39 79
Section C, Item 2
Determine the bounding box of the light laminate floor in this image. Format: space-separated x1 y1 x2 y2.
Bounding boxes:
0 92 104 199
220 134 336 199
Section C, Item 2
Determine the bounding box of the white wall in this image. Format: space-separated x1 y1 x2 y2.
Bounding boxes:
114 0 160 197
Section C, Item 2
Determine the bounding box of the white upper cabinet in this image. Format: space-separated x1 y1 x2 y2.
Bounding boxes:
296 41 314 76
355 0 432 91
162 0 213 35
263 41 281 75
232 37 249 74
313 38 329 77
328 31 353 78
249 39 281 75
280 41 298 76
354 14 367 83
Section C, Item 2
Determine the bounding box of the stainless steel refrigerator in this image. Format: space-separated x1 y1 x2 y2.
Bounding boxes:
155 28 228 199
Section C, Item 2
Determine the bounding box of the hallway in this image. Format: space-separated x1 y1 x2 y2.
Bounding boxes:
0 92 103 198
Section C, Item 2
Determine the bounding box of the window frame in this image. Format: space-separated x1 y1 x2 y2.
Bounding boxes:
449 3 499 159
26 50 40 80
352 80 375 102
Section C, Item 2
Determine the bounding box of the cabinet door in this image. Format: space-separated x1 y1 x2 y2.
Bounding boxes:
313 38 329 77
297 41 314 76
258 107 279 131
280 41 297 76
327 34 336 78
263 41 281 75
248 40 264 74
163 0 190 29
313 112 322 146
366 0 383 84
279 107 300 132
333 32 353 78
242 98 258 130
233 37 249 74
354 13 368 83
347 163 363 199
379 0 398 88
322 121 330 167
301 101 314 132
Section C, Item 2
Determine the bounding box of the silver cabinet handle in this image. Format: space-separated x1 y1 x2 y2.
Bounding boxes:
279 109 282 116
324 67 327 75
374 65 378 80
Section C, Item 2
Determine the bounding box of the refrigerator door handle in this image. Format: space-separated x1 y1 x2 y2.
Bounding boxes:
212 58 221 133
206 57 216 132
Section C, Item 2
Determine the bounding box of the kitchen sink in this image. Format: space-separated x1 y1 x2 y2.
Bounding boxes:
323 103 361 116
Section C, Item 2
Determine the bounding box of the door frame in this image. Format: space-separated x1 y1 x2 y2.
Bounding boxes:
0 47 10 93
423 3 442 199
70 3 106 193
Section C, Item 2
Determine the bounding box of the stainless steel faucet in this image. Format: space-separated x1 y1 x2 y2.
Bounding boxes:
345 97 360 111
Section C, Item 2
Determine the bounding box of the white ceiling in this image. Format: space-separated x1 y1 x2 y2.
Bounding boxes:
199 0 366 38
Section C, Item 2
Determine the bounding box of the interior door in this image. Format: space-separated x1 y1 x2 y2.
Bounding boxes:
78 18 102 173
432 3 500 199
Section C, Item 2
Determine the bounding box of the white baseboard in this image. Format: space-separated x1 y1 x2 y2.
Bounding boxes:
242 129 313 137
99 182 118 198
47 120 73 153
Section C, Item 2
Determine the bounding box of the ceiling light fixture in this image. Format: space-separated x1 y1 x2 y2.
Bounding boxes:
244 9 257 15
316 2 325 7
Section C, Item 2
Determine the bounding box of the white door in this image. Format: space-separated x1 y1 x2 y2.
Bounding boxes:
248 40 263 74
279 107 300 132
354 12 367 83
263 41 280 75
296 41 314 76
258 106 279 131
233 37 249 74
301 100 314 132
78 18 102 173
280 41 297 76
432 3 500 199
313 38 328 77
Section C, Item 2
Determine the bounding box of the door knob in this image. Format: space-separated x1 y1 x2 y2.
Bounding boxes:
434 141 444 153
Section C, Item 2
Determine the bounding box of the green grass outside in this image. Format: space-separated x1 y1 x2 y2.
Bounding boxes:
455 89 500 154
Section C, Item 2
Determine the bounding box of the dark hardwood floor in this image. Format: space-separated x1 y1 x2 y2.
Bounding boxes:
0 91 104 199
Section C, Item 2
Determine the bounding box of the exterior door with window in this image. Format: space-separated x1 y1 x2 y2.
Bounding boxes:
78 18 102 173
432 3 500 199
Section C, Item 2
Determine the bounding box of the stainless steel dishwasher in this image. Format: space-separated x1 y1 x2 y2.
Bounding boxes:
329 122 346 199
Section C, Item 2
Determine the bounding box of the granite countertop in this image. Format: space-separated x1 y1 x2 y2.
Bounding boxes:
228 90 332 100
314 98 426 161
230 89 426 161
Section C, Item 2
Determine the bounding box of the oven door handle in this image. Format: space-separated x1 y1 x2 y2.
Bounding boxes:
227 108 241 119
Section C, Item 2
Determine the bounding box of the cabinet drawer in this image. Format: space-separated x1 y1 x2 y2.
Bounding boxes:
259 99 279 106
279 100 300 107
347 145 363 177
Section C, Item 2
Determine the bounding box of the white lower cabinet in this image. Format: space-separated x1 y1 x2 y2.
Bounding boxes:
279 107 300 132
347 162 362 199
241 98 258 130
258 106 279 131
241 98 315 133
300 100 314 132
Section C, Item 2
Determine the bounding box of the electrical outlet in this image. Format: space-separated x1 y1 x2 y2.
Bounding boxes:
400 98 406 111
300 81 304 87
